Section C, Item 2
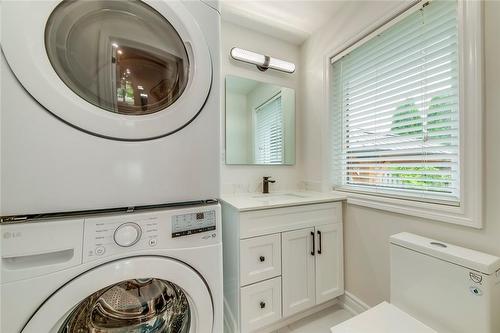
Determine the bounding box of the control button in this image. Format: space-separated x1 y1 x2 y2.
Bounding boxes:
95 246 106 256
149 238 158 247
114 222 142 247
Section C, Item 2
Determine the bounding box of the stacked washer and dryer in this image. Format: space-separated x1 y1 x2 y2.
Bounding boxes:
1 0 222 332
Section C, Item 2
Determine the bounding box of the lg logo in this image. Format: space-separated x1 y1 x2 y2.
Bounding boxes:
202 233 217 240
2 231 22 239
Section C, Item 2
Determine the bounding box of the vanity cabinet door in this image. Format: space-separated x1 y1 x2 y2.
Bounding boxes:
282 227 316 317
315 223 344 304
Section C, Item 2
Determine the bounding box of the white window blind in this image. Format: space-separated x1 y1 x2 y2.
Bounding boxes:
331 0 460 204
255 93 284 164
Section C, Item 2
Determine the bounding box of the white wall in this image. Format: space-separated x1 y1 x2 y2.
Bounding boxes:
221 21 301 194
300 1 500 306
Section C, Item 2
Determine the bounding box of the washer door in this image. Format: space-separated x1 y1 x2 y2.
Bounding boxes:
22 257 213 333
2 0 212 140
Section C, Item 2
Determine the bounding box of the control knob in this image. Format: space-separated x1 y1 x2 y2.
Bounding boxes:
114 222 142 247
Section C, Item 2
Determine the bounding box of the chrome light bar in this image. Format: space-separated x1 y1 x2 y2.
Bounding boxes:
230 47 295 74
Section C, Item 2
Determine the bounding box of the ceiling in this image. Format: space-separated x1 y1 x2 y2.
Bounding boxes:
220 0 347 45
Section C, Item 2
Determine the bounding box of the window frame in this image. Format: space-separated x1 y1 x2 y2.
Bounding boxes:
324 0 483 228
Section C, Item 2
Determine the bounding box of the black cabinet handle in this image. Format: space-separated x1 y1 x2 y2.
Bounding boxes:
317 230 322 255
311 231 315 255
260 301 266 309
259 256 265 262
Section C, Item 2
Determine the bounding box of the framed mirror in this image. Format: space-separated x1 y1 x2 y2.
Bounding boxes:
225 75 295 165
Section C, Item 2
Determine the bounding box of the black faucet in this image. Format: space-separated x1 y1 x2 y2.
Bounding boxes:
262 176 276 194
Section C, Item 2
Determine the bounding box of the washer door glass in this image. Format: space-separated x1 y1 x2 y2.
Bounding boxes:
59 278 190 332
45 0 189 116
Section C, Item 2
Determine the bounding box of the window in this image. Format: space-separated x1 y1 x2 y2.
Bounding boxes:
332 0 459 203
329 0 483 227
254 94 284 164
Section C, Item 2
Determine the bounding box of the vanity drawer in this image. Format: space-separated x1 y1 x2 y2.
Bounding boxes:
240 234 281 286
240 277 282 333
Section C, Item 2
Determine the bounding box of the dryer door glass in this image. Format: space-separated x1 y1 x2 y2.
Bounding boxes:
59 278 191 332
45 0 189 116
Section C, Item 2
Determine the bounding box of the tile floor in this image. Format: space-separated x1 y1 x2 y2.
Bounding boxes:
274 305 353 333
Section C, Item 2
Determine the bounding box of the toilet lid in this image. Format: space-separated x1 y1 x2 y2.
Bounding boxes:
331 302 437 333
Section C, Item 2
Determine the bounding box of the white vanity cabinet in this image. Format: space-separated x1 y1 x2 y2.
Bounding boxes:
315 223 343 304
221 194 345 333
281 223 343 317
281 227 316 317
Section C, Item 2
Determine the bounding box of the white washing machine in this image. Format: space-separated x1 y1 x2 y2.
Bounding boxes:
0 0 220 217
0 203 223 333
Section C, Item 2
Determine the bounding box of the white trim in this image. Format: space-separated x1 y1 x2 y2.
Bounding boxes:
335 185 460 207
456 0 484 228
324 0 483 228
338 291 371 316
336 190 479 227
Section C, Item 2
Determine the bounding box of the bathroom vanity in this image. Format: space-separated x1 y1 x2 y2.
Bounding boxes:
221 192 346 333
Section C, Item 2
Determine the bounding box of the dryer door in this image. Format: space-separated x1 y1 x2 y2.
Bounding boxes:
22 257 214 333
2 0 212 140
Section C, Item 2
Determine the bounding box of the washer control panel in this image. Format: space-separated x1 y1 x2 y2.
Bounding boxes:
84 216 160 261
82 205 220 263
172 210 216 238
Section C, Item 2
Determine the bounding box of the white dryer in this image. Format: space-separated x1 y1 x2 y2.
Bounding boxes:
0 0 220 216
0 203 223 333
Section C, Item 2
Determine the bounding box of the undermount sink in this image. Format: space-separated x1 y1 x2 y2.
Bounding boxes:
221 190 346 211
251 193 309 200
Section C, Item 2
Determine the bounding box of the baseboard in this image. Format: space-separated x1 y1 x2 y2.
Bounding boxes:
338 291 370 315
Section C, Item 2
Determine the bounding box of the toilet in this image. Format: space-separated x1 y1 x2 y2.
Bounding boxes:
331 232 500 333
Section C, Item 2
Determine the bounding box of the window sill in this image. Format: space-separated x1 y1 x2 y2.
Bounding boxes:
332 190 482 229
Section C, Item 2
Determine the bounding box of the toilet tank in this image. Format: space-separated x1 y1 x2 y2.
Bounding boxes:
390 233 500 333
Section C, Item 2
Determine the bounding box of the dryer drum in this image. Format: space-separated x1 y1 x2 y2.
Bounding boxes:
2 0 214 140
45 0 190 116
59 278 191 332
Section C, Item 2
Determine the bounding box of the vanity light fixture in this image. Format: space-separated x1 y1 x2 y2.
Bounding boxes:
230 47 295 73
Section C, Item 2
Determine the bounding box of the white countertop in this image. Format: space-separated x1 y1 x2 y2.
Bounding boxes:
220 191 346 211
